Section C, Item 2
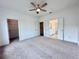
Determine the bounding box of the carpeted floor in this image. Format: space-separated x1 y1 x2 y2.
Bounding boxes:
0 36 79 59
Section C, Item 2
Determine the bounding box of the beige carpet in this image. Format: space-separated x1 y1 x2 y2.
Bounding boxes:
0 36 79 59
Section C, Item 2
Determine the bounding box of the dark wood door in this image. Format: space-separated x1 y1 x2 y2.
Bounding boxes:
40 22 44 36
7 19 19 42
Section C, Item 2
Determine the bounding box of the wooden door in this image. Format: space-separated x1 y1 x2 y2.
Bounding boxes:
7 19 19 42
40 22 44 36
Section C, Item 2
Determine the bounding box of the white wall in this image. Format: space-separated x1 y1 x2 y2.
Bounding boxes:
56 5 79 43
0 17 9 46
0 8 39 46
40 4 79 44
19 15 39 40
76 4 79 45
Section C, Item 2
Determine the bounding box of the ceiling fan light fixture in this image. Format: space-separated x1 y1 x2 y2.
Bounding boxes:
36 8 40 12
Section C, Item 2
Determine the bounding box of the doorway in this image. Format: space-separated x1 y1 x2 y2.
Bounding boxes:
49 18 58 39
40 22 44 36
7 19 19 43
48 17 64 40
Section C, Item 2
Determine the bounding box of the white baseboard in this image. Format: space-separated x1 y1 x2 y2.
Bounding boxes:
19 33 39 41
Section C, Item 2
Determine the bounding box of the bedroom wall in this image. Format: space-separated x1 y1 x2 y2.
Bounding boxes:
76 4 79 45
0 16 9 46
57 6 78 43
19 14 39 40
56 4 79 43
40 4 79 44
0 8 39 46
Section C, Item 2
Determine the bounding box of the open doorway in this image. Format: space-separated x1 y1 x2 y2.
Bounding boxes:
48 17 64 40
7 19 19 43
49 18 58 39
40 22 44 36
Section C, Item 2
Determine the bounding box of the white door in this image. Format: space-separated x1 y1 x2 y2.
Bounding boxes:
58 17 64 40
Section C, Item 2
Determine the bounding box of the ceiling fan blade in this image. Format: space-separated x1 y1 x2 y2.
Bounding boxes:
41 3 47 8
31 2 36 7
40 9 47 12
29 9 36 11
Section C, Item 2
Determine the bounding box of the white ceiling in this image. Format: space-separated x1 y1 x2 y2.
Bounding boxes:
0 0 78 16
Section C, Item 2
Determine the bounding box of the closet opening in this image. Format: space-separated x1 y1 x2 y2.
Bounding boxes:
7 19 19 43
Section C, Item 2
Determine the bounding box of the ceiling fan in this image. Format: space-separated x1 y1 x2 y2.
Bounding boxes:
29 2 47 14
